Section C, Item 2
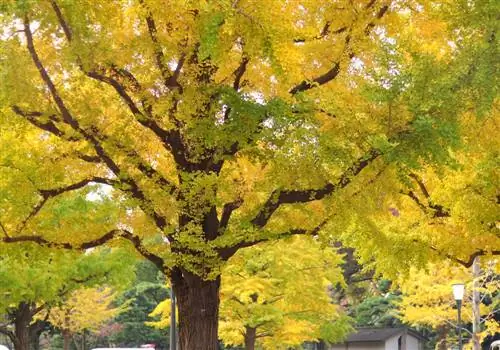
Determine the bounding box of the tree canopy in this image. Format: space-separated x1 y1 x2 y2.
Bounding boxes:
0 0 498 347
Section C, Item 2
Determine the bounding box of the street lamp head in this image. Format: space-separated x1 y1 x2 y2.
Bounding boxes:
452 283 465 301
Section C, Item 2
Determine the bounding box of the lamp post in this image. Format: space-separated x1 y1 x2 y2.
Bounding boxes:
452 283 465 350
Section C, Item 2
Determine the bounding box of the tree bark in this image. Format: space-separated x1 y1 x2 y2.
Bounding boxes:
472 257 481 350
173 271 220 350
436 325 448 350
62 330 71 350
12 303 32 350
244 326 256 350
28 320 48 350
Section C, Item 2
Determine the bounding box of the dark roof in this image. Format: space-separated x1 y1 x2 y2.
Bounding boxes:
345 328 426 343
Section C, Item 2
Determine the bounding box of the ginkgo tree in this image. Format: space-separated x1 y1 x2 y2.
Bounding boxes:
397 260 499 349
0 245 134 350
0 0 498 348
43 287 129 350
149 236 352 349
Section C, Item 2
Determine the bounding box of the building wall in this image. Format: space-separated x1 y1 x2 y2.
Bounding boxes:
385 334 400 350
384 334 422 350
406 334 422 350
328 333 422 350
329 342 384 350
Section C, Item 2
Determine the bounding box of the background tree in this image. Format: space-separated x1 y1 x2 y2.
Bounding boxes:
103 260 169 349
0 0 497 348
352 280 401 328
0 245 134 350
397 260 499 349
43 287 128 350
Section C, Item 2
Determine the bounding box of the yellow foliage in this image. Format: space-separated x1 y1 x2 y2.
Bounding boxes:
397 259 499 345
43 287 128 333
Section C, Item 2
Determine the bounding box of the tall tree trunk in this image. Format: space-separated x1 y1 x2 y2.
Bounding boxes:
244 326 256 350
82 330 86 350
472 257 481 350
436 325 448 350
12 303 32 350
62 330 71 350
28 320 48 350
173 270 220 350
72 334 82 350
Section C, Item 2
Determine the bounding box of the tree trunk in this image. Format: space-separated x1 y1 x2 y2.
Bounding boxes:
472 257 481 350
28 320 48 350
12 303 32 350
173 271 220 350
72 334 82 350
62 330 71 350
436 325 448 350
244 326 256 350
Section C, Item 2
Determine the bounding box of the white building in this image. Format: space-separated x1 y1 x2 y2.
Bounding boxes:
329 327 426 350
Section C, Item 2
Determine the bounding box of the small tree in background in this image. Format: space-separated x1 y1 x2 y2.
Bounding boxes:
43 287 129 350
397 260 499 349
0 246 134 350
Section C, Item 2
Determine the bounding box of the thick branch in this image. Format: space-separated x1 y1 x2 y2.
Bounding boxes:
172 53 186 86
233 55 249 90
24 18 82 131
49 0 72 40
429 245 500 268
11 106 73 140
219 220 327 260
1 229 167 273
24 17 169 231
289 62 341 95
38 177 117 198
219 198 244 231
251 149 380 228
138 0 180 89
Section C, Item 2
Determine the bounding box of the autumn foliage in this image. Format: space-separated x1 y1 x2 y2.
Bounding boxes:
0 0 498 348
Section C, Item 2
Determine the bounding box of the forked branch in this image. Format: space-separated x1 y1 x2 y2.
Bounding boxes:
138 0 182 89
219 219 328 260
219 198 244 231
17 177 119 233
408 173 449 217
251 149 380 228
49 0 175 148
22 15 170 232
289 1 389 94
